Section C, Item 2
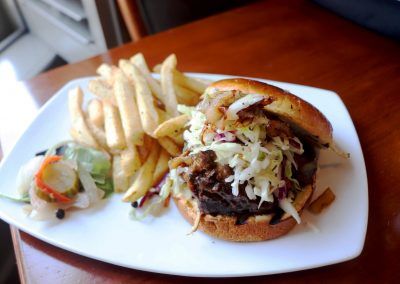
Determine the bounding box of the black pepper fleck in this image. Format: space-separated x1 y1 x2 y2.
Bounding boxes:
56 209 65 219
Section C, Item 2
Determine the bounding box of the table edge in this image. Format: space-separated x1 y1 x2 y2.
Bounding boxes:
11 226 27 284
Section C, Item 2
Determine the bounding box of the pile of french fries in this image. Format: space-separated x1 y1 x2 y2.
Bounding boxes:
67 53 210 202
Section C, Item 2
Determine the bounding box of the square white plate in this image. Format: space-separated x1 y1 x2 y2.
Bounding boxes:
0 74 368 277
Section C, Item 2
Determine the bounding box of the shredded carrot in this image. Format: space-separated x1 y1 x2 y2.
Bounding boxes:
35 156 72 203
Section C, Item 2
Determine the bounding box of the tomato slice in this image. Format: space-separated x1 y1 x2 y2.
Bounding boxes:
35 156 72 203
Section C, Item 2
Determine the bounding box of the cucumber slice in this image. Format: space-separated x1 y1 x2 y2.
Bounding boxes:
41 161 79 199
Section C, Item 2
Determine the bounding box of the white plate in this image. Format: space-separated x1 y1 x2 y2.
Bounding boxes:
0 74 368 277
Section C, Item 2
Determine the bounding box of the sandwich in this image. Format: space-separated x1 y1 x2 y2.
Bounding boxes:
168 78 333 242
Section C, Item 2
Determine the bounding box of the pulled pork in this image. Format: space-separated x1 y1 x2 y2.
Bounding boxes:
185 150 278 221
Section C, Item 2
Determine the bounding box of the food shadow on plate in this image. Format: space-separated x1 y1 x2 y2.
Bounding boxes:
316 145 353 190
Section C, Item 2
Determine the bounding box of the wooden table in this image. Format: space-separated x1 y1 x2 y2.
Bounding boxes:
3 0 400 282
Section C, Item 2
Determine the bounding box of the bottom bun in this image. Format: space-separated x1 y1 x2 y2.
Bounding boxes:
174 184 314 242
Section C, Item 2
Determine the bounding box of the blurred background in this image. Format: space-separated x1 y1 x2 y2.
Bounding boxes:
0 0 255 82
1 0 398 82
0 0 399 283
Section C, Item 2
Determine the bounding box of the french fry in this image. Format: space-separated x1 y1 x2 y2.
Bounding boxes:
113 69 144 146
168 154 192 169
88 79 115 105
68 87 98 147
168 133 184 147
175 84 200 106
158 137 181 157
123 143 160 202
152 149 170 186
112 154 129 193
85 118 108 149
153 64 161 73
137 135 154 163
156 107 170 124
308 187 336 214
87 99 104 128
103 101 126 151
137 145 149 164
153 62 209 94
130 53 164 103
161 54 179 117
153 114 188 138
119 60 159 136
173 70 208 94
120 147 141 177
69 128 84 145
96 63 113 79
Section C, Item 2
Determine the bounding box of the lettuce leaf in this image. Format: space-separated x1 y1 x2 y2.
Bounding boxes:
64 145 113 197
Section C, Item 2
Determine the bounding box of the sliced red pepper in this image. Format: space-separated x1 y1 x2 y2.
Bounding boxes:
35 155 72 203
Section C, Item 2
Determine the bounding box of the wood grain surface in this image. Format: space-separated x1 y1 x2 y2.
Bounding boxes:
4 0 400 283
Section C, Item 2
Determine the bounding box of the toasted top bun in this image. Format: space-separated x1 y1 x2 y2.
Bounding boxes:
206 78 333 146
174 183 314 242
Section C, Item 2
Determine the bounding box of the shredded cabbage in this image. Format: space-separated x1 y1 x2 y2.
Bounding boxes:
177 104 195 117
279 198 301 224
27 186 58 220
180 101 306 222
64 144 113 197
169 168 192 200
226 94 264 120
16 156 43 199
130 178 172 220
64 145 110 177
77 163 105 204
181 107 207 150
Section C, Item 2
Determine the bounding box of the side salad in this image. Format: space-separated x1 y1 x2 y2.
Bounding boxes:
6 142 113 220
